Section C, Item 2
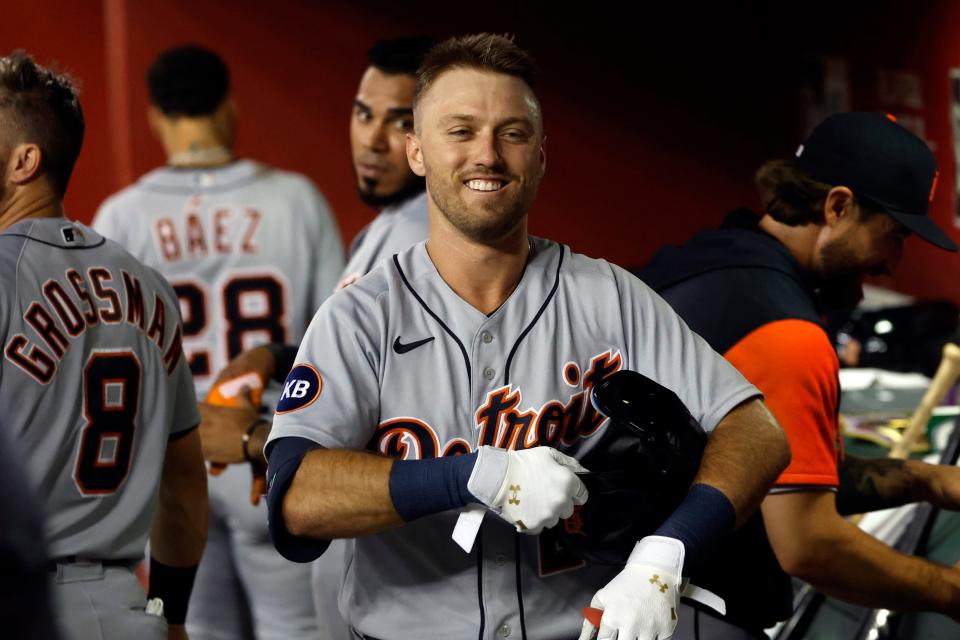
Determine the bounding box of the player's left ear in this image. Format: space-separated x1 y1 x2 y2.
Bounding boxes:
7 143 43 185
823 186 854 228
406 133 426 177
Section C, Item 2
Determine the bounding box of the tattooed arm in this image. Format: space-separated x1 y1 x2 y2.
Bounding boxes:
835 455 960 515
763 490 960 617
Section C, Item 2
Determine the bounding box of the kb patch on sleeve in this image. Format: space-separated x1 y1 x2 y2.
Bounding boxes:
276 364 323 414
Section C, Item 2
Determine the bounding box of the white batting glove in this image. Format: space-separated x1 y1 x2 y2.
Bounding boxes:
467 445 589 535
578 535 684 640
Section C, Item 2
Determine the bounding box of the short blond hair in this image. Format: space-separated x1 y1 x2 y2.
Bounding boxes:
413 33 538 110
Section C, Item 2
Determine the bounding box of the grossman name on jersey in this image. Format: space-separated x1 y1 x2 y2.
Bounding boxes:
4 267 184 384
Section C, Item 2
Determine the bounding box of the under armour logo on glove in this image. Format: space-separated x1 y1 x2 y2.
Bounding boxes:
649 574 670 594
578 536 685 640
466 446 589 535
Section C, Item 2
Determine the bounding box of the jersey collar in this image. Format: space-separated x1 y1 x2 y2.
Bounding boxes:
405 235 562 323
2 217 103 248
138 159 262 193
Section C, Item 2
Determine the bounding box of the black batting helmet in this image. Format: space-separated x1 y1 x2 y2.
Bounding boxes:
554 369 707 565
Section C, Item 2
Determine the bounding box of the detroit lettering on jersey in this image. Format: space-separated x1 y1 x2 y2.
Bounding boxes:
154 196 262 262
4 267 183 383
279 350 622 458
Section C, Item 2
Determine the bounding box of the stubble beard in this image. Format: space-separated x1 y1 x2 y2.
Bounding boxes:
426 167 538 244
817 235 868 312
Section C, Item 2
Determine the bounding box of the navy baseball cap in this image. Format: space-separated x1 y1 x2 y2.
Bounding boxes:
795 111 957 252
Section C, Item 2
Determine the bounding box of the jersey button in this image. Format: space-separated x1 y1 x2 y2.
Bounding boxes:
495 554 506 566
483 367 496 381
481 330 494 344
498 624 511 637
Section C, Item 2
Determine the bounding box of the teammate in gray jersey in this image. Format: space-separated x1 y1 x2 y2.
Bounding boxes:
265 34 791 640
93 46 343 640
336 189 428 290
197 37 432 640
337 36 435 290
0 51 207 640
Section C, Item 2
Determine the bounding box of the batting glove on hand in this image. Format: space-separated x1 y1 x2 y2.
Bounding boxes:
579 535 684 640
467 445 589 535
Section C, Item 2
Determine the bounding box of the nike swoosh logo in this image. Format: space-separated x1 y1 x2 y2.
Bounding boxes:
393 336 435 354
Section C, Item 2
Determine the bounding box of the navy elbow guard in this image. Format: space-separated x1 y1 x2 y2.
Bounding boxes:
265 436 330 562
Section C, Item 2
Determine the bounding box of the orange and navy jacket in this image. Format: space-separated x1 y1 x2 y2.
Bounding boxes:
638 208 842 629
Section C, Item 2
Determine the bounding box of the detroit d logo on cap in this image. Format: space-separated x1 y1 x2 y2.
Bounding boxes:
276 364 323 414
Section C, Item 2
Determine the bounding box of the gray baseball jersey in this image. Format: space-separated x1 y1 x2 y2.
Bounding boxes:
269 237 760 639
335 191 429 291
93 159 344 397
0 218 198 561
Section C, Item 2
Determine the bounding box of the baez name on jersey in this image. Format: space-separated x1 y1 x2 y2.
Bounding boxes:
154 203 262 263
4 267 184 384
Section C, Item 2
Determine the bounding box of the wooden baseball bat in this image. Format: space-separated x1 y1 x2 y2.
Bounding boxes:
889 343 960 460
849 343 960 527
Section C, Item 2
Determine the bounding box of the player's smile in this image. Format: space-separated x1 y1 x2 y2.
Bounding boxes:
463 175 511 193
466 179 505 192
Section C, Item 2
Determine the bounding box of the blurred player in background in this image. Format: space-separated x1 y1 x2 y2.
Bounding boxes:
93 45 344 639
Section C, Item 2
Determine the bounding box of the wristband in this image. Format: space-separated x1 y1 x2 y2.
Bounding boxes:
654 483 735 573
389 452 478 521
147 557 198 624
243 419 268 463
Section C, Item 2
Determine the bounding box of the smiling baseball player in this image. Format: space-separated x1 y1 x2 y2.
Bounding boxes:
263 34 791 640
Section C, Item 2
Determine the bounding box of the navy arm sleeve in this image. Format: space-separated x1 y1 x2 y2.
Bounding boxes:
265 436 330 562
